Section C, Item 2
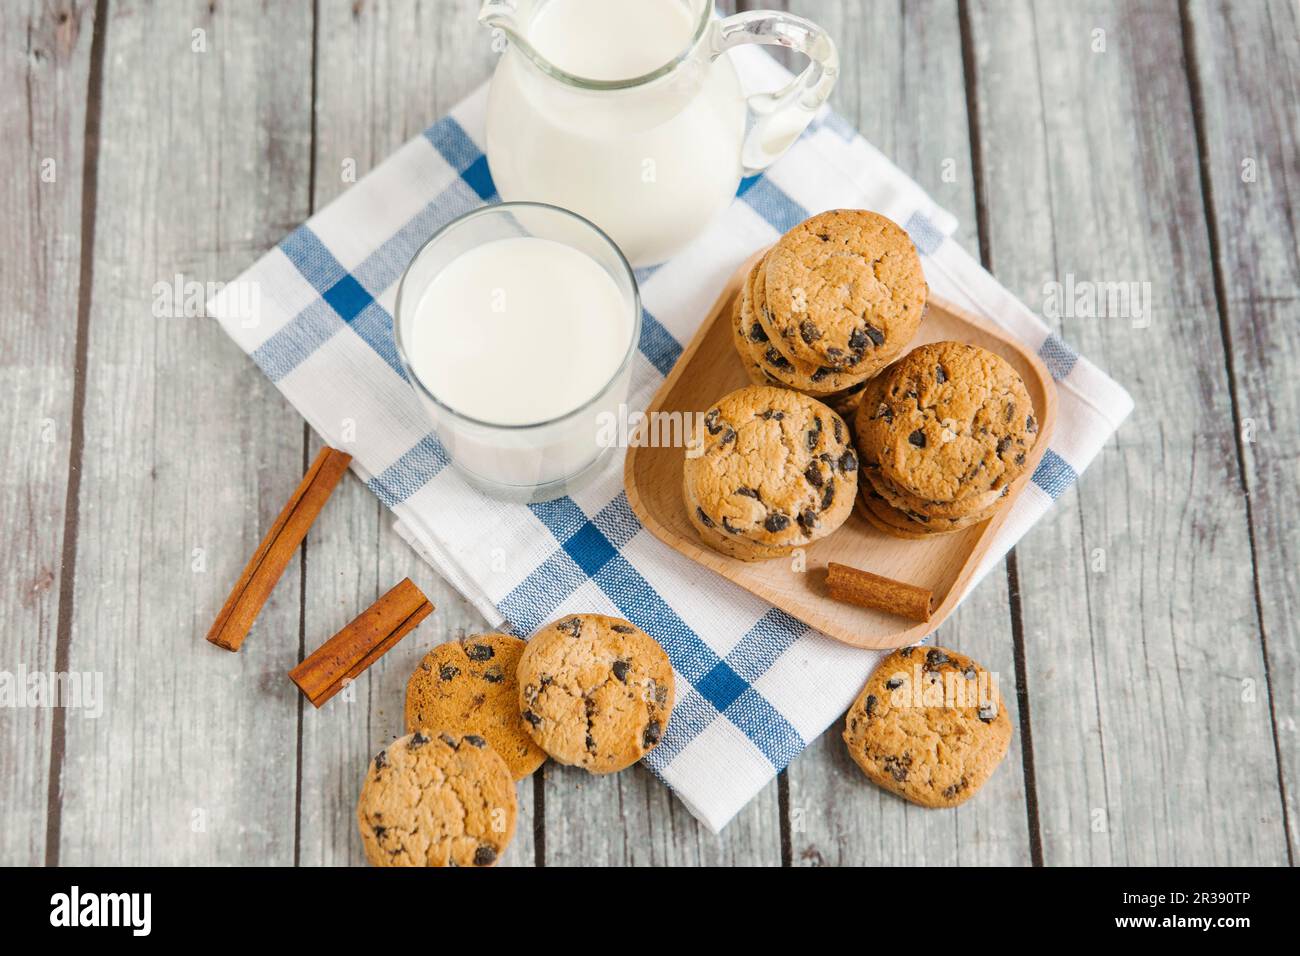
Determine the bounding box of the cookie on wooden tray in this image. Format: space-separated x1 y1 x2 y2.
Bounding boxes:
760 209 927 372
855 341 1037 519
824 378 871 420
356 730 517 867
732 315 872 422
853 489 930 540
857 485 996 539
861 455 1007 521
405 633 547 780
733 291 781 390
735 254 870 395
843 646 1012 807
685 482 800 561
683 385 858 557
517 614 674 774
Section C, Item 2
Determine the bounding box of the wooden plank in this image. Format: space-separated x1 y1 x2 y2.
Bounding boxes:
54 0 314 864
0 0 97 866
967 0 1288 864
297 0 538 866
784 0 1034 866
1185 0 1300 861
541 764 781 866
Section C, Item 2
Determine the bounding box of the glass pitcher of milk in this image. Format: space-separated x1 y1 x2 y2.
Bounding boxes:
480 0 838 267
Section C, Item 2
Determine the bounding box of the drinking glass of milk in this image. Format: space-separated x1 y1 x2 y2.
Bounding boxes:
394 203 640 502
480 0 838 267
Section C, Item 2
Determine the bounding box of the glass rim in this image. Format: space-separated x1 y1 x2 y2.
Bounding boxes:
393 201 643 432
492 0 713 92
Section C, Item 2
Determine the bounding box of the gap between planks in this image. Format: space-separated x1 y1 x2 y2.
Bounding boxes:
957 0 1045 866
44 0 108 870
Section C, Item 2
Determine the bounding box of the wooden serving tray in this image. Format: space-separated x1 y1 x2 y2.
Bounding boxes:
624 251 1058 649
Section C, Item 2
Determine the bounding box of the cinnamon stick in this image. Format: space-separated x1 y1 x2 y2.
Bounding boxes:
826 562 933 622
206 446 352 652
289 578 433 708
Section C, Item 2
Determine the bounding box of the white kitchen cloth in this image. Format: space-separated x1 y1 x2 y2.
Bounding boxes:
210 48 1133 832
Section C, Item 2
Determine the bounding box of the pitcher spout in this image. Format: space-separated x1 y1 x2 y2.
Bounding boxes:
478 0 524 44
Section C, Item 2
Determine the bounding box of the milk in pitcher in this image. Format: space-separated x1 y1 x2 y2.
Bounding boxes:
485 0 746 266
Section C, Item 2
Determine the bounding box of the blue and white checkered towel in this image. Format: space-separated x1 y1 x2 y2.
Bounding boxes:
210 49 1132 832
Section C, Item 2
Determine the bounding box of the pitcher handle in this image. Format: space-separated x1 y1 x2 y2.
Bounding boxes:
710 10 839 176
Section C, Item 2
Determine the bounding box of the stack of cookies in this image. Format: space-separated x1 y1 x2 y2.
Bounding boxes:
853 341 1038 537
732 209 928 418
357 614 675 867
683 384 859 561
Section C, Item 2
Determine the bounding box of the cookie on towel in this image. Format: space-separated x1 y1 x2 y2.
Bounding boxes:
356 731 517 867
842 646 1011 807
405 633 547 780
517 614 674 774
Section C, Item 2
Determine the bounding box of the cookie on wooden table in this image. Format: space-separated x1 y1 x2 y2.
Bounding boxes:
683 385 858 558
356 730 517 866
760 209 927 372
855 341 1037 519
405 633 547 780
842 646 1011 807
517 614 674 774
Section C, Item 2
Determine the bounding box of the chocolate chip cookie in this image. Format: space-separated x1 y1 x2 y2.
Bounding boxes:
854 490 930 540
685 481 799 561
683 385 858 556
843 646 1011 807
356 731 517 866
855 341 1037 513
405 634 547 780
761 209 927 372
517 614 674 774
734 254 870 395
856 485 996 539
861 455 1007 521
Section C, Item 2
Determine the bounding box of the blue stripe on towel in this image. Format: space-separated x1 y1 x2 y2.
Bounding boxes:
1031 448 1078 500
367 433 450 507
1039 333 1079 380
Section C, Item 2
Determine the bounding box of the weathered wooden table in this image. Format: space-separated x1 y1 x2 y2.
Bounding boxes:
4 0 1296 866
